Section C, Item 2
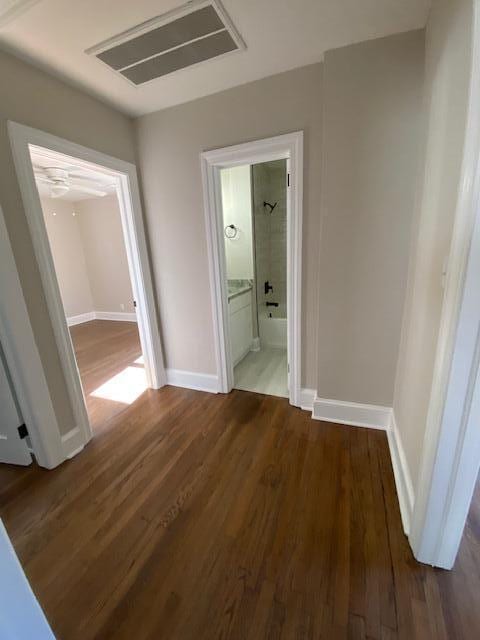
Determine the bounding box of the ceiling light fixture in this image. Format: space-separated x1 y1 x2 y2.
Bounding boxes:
50 184 69 198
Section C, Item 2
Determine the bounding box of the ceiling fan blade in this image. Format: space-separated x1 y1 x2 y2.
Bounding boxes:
71 183 108 197
69 172 116 188
34 174 55 184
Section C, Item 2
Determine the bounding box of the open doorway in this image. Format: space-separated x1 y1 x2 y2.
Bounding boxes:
8 122 165 460
32 145 146 432
220 160 288 397
201 132 303 406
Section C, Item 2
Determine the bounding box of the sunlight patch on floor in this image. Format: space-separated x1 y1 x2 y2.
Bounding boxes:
91 366 148 404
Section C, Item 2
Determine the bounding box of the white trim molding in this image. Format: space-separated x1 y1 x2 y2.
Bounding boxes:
312 397 392 430
67 312 96 327
299 388 316 412
0 0 41 28
7 122 166 468
388 413 415 535
166 369 219 393
67 311 137 326
61 427 85 459
200 131 304 407
94 311 137 322
0 204 64 469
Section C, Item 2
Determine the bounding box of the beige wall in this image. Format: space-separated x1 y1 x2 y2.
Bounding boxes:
41 195 134 319
76 195 134 314
0 48 136 435
1 30 427 436
317 30 425 406
136 64 324 383
41 197 94 318
393 0 474 491
252 160 288 320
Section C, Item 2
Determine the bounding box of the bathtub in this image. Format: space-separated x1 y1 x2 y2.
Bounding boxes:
258 314 287 349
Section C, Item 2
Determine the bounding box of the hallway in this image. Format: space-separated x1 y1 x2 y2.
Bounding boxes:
1 386 479 639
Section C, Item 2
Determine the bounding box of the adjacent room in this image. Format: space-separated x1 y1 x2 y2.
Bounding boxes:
31 145 146 432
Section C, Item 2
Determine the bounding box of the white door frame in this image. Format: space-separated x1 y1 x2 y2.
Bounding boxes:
410 2 480 569
200 131 303 406
0 203 61 468
6 121 166 466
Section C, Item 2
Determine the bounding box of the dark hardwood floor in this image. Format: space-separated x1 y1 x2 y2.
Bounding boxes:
69 320 142 433
1 379 480 639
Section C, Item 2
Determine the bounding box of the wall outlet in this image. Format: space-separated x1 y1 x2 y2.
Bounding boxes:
120 303 125 311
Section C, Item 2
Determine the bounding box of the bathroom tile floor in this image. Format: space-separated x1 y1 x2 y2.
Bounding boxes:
234 347 288 398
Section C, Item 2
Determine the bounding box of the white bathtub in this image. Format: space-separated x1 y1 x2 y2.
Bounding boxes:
259 315 287 349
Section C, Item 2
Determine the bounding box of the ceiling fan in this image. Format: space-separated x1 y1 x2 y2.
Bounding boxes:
34 166 111 198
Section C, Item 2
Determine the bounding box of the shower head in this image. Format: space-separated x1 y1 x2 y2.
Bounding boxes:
263 201 277 213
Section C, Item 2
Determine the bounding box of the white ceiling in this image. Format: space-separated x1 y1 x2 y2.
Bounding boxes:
31 145 117 201
0 0 430 116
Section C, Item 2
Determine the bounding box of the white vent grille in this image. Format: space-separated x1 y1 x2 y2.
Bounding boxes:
86 0 245 86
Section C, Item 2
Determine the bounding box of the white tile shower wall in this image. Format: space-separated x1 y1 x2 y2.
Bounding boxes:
252 160 287 330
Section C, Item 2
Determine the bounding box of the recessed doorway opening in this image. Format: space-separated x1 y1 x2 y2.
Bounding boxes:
8 122 165 461
33 146 147 432
220 160 288 397
201 132 303 406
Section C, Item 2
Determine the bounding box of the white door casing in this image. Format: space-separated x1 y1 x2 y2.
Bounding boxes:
201 131 303 406
0 345 31 466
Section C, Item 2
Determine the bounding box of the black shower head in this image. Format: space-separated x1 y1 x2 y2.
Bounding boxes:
263 201 277 213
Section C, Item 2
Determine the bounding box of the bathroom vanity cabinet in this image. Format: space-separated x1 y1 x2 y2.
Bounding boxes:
228 288 253 366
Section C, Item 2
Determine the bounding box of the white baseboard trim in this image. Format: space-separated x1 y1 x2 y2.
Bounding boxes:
312 397 392 430
387 413 415 535
234 346 252 368
251 337 261 352
67 311 137 325
166 369 219 394
310 396 414 535
299 388 316 411
95 311 137 322
61 427 85 460
67 311 96 326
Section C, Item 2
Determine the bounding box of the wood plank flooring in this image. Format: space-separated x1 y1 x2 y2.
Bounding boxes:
1 384 480 639
69 320 142 433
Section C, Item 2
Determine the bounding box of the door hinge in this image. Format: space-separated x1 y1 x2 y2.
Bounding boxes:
18 424 28 439
287 173 290 187
287 363 290 373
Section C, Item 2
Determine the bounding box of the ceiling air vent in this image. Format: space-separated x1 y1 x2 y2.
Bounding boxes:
86 0 245 86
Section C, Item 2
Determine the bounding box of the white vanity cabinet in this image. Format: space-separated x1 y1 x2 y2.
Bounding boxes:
228 289 253 366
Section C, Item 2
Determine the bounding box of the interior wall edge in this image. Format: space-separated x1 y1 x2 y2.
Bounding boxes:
388 411 415 536
165 368 219 394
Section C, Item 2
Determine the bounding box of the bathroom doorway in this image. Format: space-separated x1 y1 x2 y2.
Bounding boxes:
201 132 303 406
221 160 288 397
